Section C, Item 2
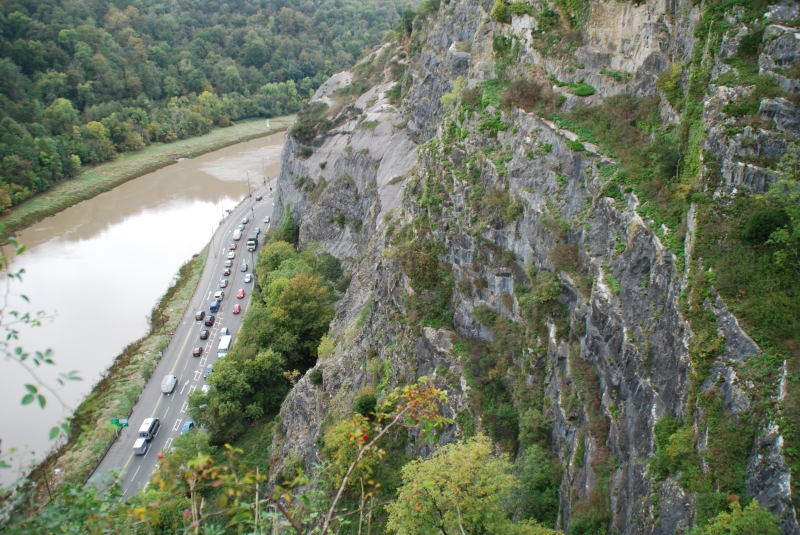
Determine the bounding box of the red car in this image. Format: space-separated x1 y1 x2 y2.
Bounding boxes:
192 347 203 357
229 243 236 250
236 288 245 299
223 267 231 276
232 304 241 314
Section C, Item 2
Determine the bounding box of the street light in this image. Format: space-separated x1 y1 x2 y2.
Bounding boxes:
247 170 251 198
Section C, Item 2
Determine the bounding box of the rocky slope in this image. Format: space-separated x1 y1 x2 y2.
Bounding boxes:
269 0 800 533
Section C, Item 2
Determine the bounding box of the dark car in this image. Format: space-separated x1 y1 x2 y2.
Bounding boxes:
204 315 215 326
199 329 209 340
194 310 205 321
192 347 203 357
240 262 248 272
223 267 231 276
255 195 263 201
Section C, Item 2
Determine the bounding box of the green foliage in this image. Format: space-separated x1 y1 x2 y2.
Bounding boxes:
354 393 378 418
0 0 408 209
565 139 585 152
517 444 562 526
309 367 323 386
553 0 591 29
386 83 402 104
192 241 335 444
389 223 454 329
272 203 300 245
509 2 535 16
386 436 519 534
722 76 782 117
550 75 595 96
658 63 684 110
492 0 511 23
689 500 780 535
741 208 789 244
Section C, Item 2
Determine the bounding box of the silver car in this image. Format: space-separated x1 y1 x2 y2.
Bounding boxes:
244 273 252 283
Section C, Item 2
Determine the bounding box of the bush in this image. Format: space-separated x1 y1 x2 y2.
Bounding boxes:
571 81 596 96
502 79 542 111
741 208 789 244
565 139 585 152
386 83 402 104
354 393 377 418
491 0 510 23
273 204 300 245
298 146 313 159
309 368 323 386
517 444 562 526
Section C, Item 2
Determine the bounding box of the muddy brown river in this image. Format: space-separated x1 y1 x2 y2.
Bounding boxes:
0 133 285 480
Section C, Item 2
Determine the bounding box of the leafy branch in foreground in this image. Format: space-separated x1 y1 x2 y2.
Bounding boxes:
0 236 81 478
148 378 449 535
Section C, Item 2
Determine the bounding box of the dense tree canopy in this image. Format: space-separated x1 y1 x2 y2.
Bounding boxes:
0 0 408 210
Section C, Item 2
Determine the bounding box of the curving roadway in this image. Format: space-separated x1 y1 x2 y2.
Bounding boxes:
88 180 278 499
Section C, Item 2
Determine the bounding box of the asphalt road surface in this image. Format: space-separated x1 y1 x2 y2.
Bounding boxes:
89 181 278 499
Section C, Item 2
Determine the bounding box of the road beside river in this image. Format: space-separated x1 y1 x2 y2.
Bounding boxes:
1 133 286 484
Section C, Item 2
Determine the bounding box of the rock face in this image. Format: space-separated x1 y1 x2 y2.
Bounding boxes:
270 0 800 533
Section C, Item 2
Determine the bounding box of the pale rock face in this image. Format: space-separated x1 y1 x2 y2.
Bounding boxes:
271 0 800 533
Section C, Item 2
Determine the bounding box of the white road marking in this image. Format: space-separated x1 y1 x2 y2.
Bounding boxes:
163 406 170 419
194 370 202 381
188 385 196 395
131 465 141 480
183 360 188 370
181 402 189 413
179 379 190 395
173 419 182 432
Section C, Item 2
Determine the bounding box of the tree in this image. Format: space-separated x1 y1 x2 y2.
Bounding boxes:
386 435 519 535
43 98 78 135
689 500 780 535
517 444 562 526
766 144 800 270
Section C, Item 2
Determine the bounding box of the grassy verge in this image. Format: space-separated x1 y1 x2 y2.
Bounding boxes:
29 247 208 496
0 115 295 242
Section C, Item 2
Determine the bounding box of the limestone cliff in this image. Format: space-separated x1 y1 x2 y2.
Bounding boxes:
270 0 800 533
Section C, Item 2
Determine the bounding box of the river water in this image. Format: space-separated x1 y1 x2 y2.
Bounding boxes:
0 133 285 480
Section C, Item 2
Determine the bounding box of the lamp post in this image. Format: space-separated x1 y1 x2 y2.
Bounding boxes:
247 170 251 198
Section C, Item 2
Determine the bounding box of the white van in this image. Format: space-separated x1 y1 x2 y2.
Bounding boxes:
139 417 160 442
133 437 148 455
233 229 242 241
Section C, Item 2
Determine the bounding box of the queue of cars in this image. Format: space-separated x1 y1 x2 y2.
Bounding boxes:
137 212 258 456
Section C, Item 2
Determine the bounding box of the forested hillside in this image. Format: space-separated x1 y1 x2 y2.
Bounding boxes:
0 0 407 211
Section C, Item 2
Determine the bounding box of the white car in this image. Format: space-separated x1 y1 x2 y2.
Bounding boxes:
214 290 224 301
244 274 252 283
263 216 270 224
227 251 235 259
201 384 210 394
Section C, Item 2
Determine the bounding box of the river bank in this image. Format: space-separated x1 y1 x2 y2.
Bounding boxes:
0 115 295 241
28 246 208 497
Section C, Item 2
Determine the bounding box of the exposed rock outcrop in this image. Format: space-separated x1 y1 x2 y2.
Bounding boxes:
269 0 800 533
